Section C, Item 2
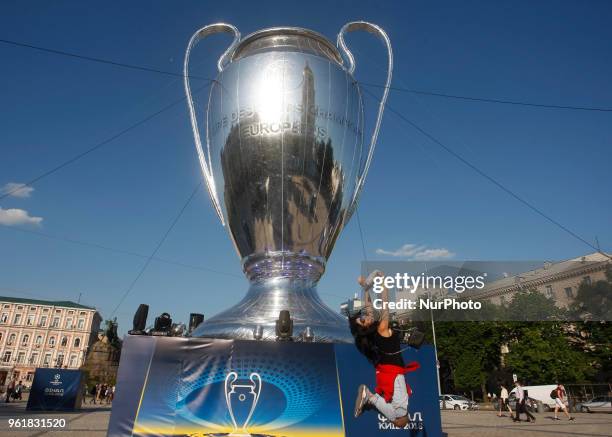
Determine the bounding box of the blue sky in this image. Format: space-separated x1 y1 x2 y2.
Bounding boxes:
1 1 610 334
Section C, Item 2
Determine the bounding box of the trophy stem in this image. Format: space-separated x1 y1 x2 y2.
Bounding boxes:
191 276 352 342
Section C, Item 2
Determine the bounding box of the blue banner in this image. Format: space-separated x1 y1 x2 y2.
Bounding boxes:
108 336 442 437
336 344 442 436
26 368 83 411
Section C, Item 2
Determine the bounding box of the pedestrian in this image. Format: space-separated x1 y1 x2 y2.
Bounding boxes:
14 381 23 400
89 383 98 404
350 272 420 429
105 385 112 404
498 384 513 418
513 381 535 423
552 384 575 421
5 379 15 403
95 383 102 403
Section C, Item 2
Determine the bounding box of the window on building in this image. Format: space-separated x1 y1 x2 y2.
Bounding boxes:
21 334 29 346
68 310 74 314
74 337 81 347
565 287 574 298
43 353 51 366
26 314 35 326
51 317 60 328
56 353 64 367
69 355 77 368
35 335 43 345
55 309 61 313
2 351 12 363
65 318 73 329
16 352 25 364
0 332 3 342
48 336 55 347
13 313 22 325
40 315 47 327
2 304 9 308
30 353 39 365
16 306 23 310
0 313 7 323
583 276 592 286
80 311 86 315
60 336 68 347
26 372 35 382
7 333 16 345
43 308 49 312
77 319 85 329
545 285 553 298
30 306 36 311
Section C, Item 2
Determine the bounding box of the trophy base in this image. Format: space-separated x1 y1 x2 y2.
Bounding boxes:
191 277 352 343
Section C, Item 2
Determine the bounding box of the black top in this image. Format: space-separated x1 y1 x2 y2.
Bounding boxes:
374 329 405 367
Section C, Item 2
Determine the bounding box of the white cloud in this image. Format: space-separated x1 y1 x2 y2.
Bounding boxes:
376 243 455 260
1 182 34 198
0 207 43 226
411 248 454 260
376 244 425 257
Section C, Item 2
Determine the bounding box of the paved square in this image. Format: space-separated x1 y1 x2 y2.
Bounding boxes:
1 399 610 436
441 410 612 437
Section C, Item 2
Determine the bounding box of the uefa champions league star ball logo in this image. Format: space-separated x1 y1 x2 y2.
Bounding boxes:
224 372 262 437
50 374 62 386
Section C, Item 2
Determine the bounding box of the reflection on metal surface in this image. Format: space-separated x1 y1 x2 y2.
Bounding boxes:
184 23 393 342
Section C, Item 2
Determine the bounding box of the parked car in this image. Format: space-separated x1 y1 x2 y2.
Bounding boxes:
576 396 612 413
439 394 478 410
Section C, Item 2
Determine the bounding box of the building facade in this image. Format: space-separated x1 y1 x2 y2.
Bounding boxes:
472 252 610 307
0 296 102 388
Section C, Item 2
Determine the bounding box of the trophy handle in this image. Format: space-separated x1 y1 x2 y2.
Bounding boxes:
337 22 393 219
184 23 241 226
243 373 262 430
224 371 239 431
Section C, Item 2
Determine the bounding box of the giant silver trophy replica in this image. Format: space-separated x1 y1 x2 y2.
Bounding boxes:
184 22 392 342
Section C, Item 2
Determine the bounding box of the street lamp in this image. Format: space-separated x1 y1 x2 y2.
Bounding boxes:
429 289 442 396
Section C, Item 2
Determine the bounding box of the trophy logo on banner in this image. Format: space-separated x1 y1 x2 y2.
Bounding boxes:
224 372 262 436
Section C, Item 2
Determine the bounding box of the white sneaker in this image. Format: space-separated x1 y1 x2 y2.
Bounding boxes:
354 384 369 418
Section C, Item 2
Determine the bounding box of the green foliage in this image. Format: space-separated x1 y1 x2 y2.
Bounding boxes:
503 290 566 321
434 322 503 392
403 273 611 394
503 322 595 384
569 266 612 320
104 318 120 348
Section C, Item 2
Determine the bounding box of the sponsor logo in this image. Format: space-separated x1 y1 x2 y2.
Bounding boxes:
378 412 424 431
50 374 62 386
224 372 262 436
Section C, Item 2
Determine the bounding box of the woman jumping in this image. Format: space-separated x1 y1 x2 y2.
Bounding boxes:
349 271 420 428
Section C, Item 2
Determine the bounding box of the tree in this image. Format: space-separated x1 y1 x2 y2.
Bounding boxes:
503 322 595 384
433 321 503 398
104 318 120 348
570 266 612 321
503 289 566 321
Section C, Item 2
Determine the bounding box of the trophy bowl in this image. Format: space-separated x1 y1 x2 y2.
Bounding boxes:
184 22 392 342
